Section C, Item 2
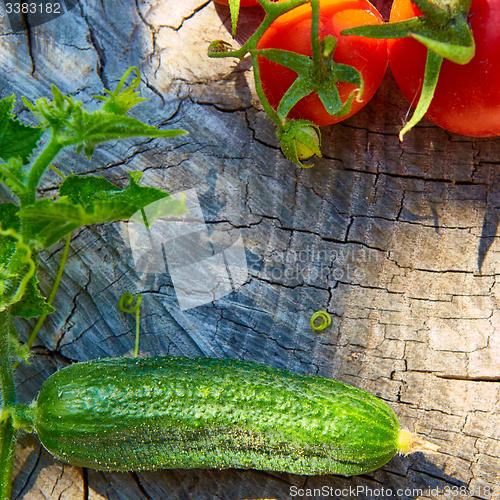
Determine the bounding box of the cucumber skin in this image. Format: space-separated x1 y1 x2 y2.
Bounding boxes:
33 356 400 475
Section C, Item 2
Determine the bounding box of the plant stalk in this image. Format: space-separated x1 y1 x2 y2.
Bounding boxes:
13 232 72 370
309 0 324 80
210 0 310 60
0 310 17 500
251 52 284 127
22 135 63 207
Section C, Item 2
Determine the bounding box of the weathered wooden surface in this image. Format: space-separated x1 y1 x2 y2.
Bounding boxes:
2 0 500 498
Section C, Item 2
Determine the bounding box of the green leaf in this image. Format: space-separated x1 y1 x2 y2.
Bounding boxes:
23 85 187 160
0 207 36 312
0 309 31 366
228 0 241 36
19 173 188 248
397 50 443 141
93 67 147 115
62 111 187 160
26 93 185 159
21 69 187 161
0 157 28 198
0 206 24 309
0 95 44 164
21 85 82 131
0 203 21 234
10 268 55 319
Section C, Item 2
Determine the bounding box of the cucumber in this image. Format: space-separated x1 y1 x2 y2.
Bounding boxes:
24 356 436 475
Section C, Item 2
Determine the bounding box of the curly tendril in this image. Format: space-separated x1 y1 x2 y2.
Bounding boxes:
310 310 332 332
118 292 142 358
118 292 142 314
113 66 141 95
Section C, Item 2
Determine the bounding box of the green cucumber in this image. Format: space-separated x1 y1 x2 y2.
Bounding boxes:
21 356 437 475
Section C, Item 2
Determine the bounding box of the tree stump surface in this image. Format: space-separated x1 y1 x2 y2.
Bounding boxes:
1 0 500 499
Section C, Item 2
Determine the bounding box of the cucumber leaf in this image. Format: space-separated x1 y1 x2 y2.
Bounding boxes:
19 173 188 248
0 157 28 198
93 67 146 116
0 204 36 312
10 268 55 319
22 82 187 160
0 95 44 164
71 111 187 160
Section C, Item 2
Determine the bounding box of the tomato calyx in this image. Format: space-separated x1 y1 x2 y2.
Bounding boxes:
278 120 322 166
341 0 475 140
254 35 364 124
209 0 370 166
208 40 235 55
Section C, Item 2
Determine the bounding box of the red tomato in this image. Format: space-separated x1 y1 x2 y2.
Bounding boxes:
214 0 259 6
389 0 500 137
256 0 388 127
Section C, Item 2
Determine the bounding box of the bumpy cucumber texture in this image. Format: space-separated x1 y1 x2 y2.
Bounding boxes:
21 356 434 475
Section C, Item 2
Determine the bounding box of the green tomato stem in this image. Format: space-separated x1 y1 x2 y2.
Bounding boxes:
228 0 241 36
209 0 310 60
251 51 284 128
309 0 323 80
209 0 321 128
113 66 141 96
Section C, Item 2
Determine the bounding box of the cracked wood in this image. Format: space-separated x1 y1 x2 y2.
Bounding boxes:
1 0 500 498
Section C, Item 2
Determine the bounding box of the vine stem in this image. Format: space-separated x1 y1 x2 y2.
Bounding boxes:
310 310 332 331
118 293 142 358
22 135 63 207
0 310 17 500
12 232 72 370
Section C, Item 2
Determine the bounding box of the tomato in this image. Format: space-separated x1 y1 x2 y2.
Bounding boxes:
214 0 259 6
256 0 388 127
389 0 500 137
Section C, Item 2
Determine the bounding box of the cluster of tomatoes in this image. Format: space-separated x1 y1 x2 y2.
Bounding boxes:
215 0 500 138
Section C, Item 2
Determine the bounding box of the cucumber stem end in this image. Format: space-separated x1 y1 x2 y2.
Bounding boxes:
397 428 440 455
